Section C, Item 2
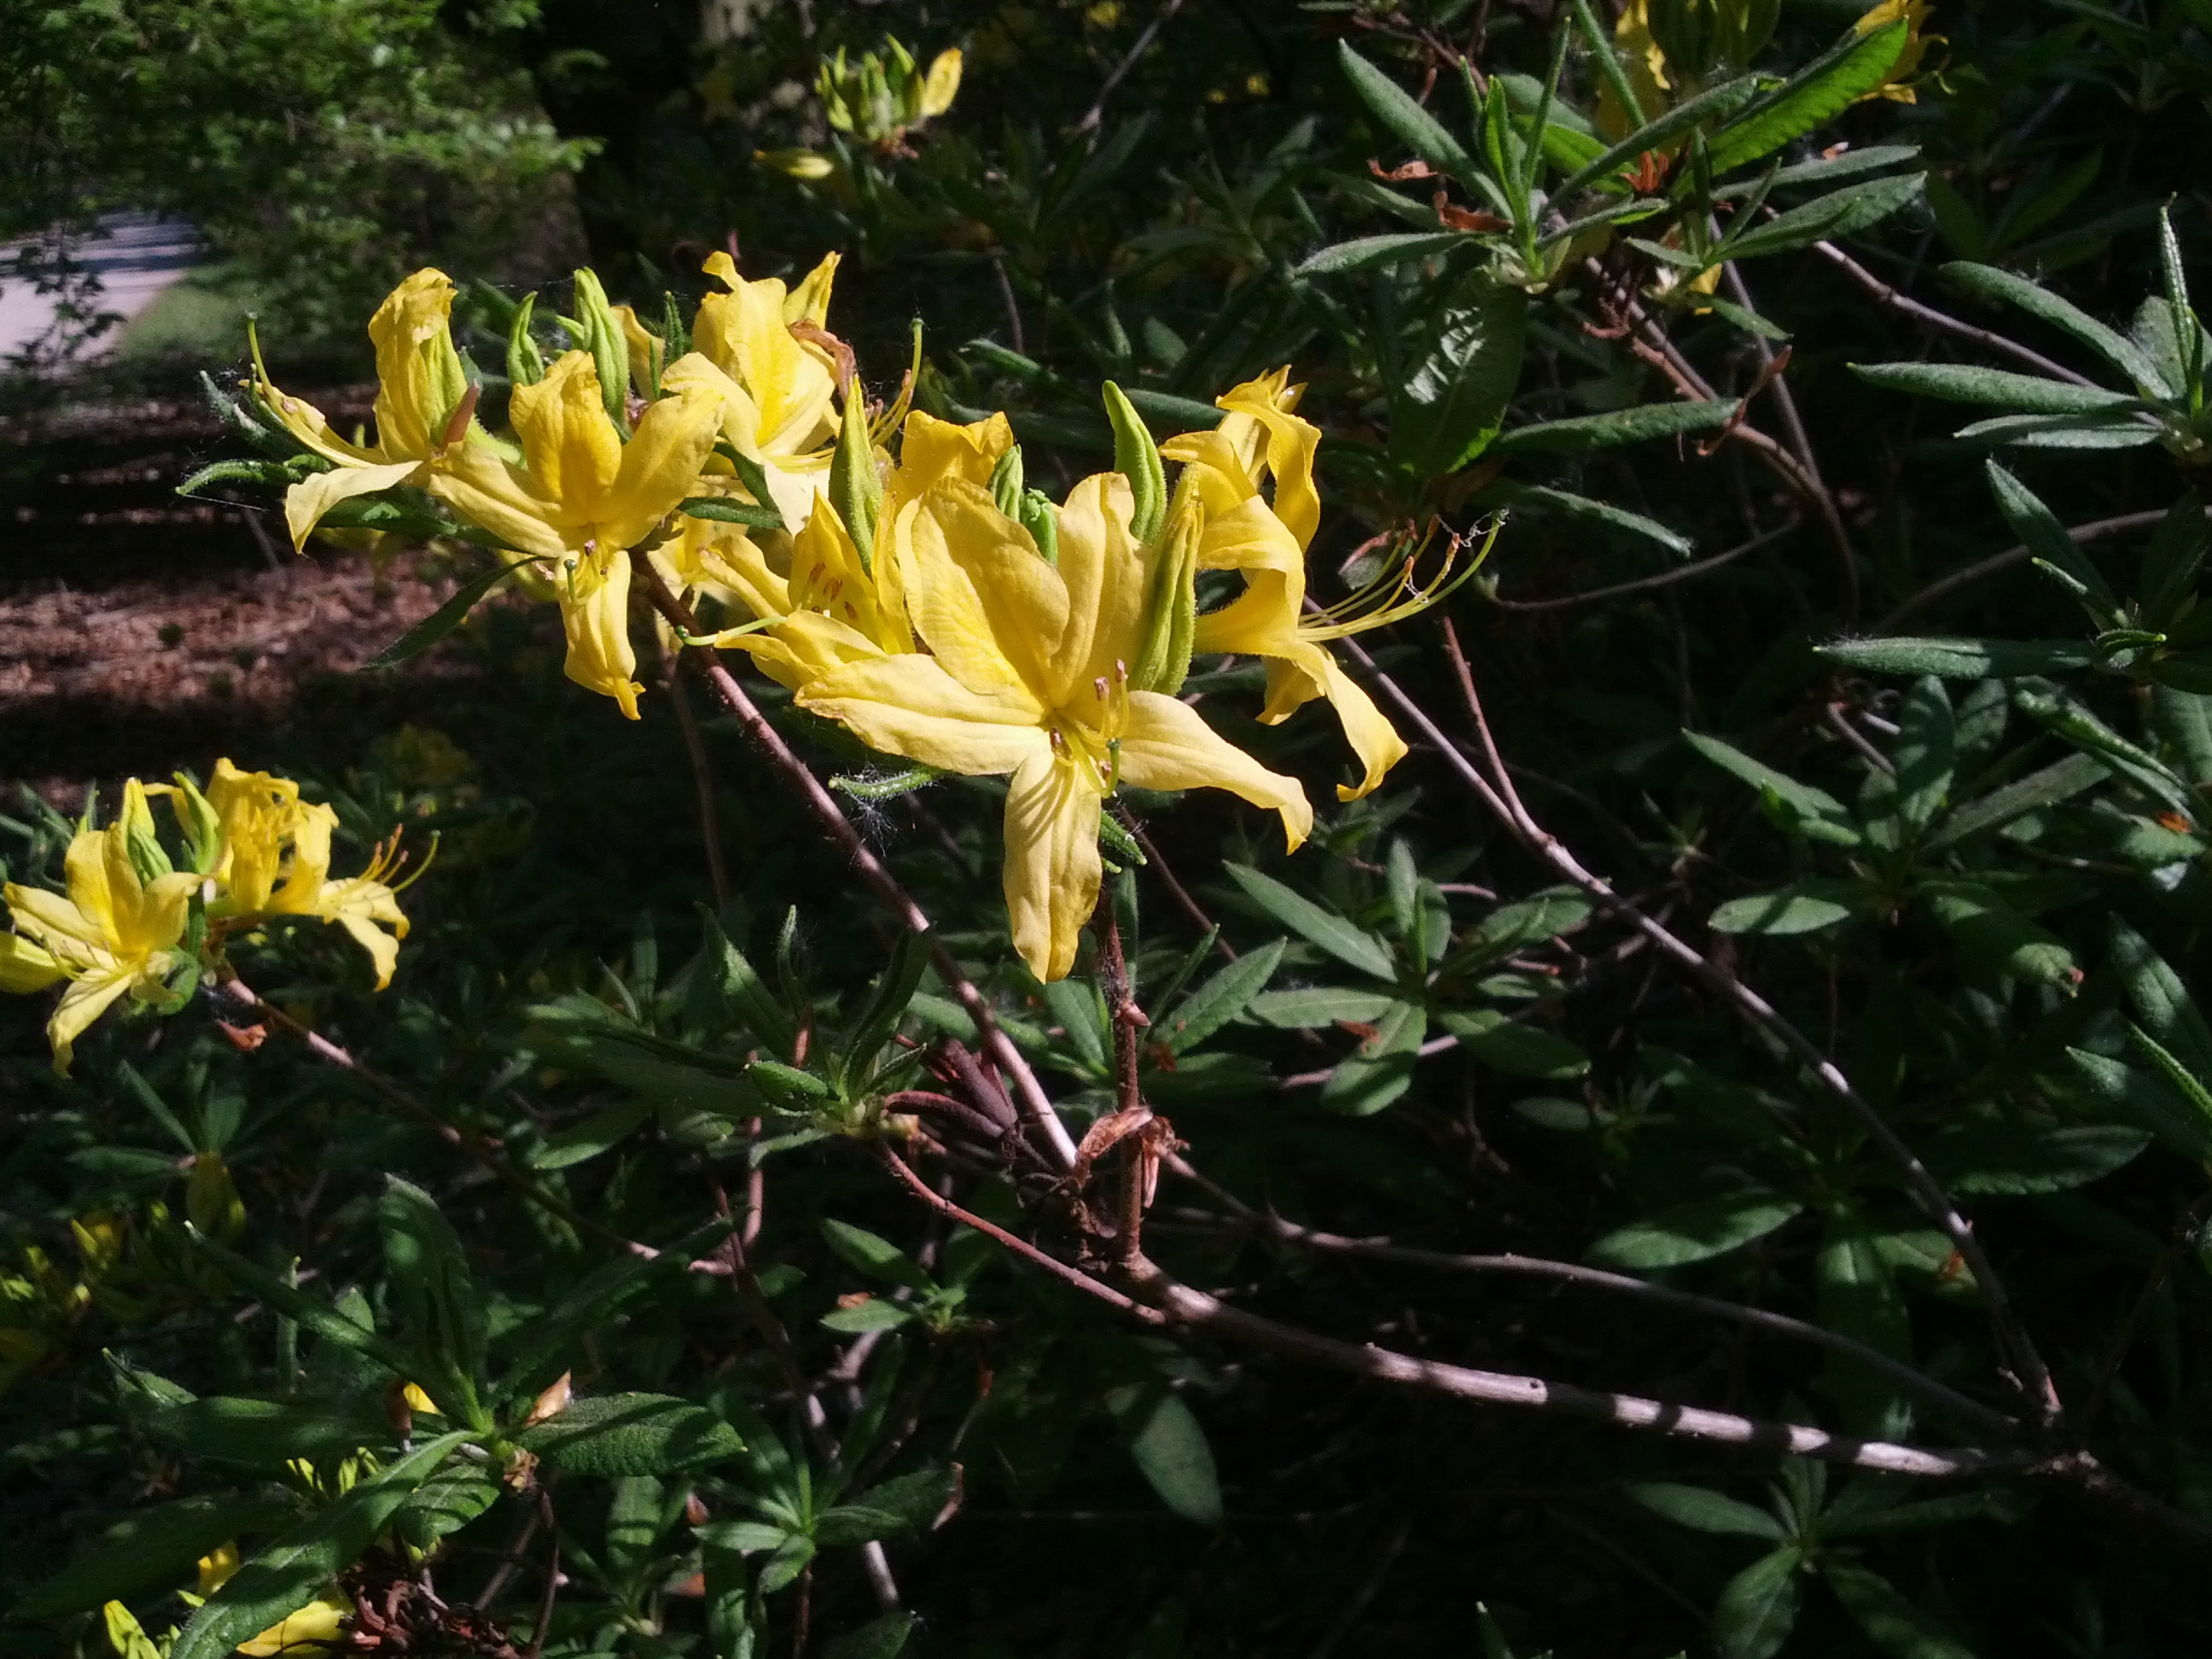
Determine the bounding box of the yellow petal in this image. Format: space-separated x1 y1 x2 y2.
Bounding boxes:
901 484 1061 700
1116 691 1313 851
197 1542 242 1596
511 352 623 520
1002 746 1102 982
556 549 643 719
799 655 1047 776
1218 372 1319 550
789 498 911 653
335 911 402 989
48 963 143 1076
600 355 729 548
282 459 422 553
0 932 64 992
255 381 385 469
714 611 886 690
1048 473 1145 703
919 47 963 118
612 304 664 396
427 446 572 559
368 268 470 460
693 265 837 457
782 251 842 327
1313 655 1409 800
236 1595 350 1658
886 409 1014 523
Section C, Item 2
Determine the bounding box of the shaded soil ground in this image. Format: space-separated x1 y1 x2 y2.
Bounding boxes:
0 390 496 805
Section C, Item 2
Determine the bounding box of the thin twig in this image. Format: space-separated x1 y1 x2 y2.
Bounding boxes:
986 250 1026 357
523 1487 559 1659
1824 701 1895 775
1167 1173 2011 1432
2081 1187 2212 1438
639 562 1080 1172
667 649 731 910
1076 0 1188 135
1811 239 2100 388
1332 623 2064 1429
1308 1517 1412 1659
1873 507 2192 632
1117 803 1237 961
1483 515 1800 612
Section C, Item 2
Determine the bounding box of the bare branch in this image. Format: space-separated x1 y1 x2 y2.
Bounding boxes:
1811 239 2101 389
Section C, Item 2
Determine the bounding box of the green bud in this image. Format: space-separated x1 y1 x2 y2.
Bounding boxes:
169 773 224 876
830 388 882 572
1019 488 1059 566
1127 502 1199 696
1103 381 1166 545
989 444 1026 521
571 268 632 433
119 784 173 887
507 292 544 388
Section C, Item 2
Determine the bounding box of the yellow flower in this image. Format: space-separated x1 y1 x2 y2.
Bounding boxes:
687 252 844 528
800 471 1311 981
1162 372 1412 802
202 761 411 988
1854 0 1936 102
2 782 198 1074
255 269 486 551
429 350 729 717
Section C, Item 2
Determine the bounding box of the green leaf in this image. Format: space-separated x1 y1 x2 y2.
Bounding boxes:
2111 919 2212 1080
1587 1189 1802 1269
2065 1048 2212 1163
1557 74 1764 199
143 1396 383 1466
1390 271 1528 476
1922 880 2075 987
1683 731 1862 845
1726 172 1926 265
1713 1548 1804 1659
1336 42 1478 184
1708 883 1865 936
1627 1482 1785 1541
821 1297 916 1334
1493 398 1740 455
822 1220 934 1292
1109 1385 1223 1526
363 556 544 671
2012 686 2194 814
1816 637 2097 678
1920 1121 2145 1196
825 1615 917 1659
1161 939 1286 1054
496 1220 731 1404
816 1469 957 1544
1248 986 1398 1028
528 1101 654 1170
1319 1000 1429 1115
1819 1559 1976 1659
759 1532 817 1595
1924 752 2108 850
377 1177 488 1423
1706 24 1907 174
395 1464 501 1551
1942 261 2167 395
1296 231 1471 277
1714 144 1920 202
682 495 787 529
1485 483 1693 555
170 1434 466 1659
1987 462 2118 615
1889 676 1957 837
513 1393 747 1476
692 911 798 1057
13 1493 296 1619
1223 865 1395 981
183 1225 426 1384
1445 887 1595 975
1849 361 2139 416
1441 1009 1590 1079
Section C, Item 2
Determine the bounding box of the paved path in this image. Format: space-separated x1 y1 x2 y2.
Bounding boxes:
1 213 201 369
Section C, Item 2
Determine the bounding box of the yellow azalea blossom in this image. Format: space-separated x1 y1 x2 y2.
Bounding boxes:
1854 0 1936 102
800 471 1311 981
430 350 729 717
195 1546 350 1656
1163 373 1411 801
676 405 1016 687
255 269 486 552
688 251 844 528
202 761 411 988
2 782 197 1074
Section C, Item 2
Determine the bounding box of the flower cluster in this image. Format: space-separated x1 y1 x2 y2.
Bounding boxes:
0 764 412 1071
247 259 1468 982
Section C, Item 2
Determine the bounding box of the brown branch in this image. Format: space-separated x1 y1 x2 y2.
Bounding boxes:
665 648 731 910
1116 803 1237 963
1811 239 2101 389
1121 1254 2019 1478
638 562 1080 1173
1166 1169 2012 1433
1873 507 2196 633
1482 515 1800 613
1327 624 2064 1430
